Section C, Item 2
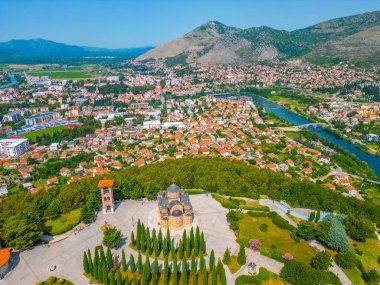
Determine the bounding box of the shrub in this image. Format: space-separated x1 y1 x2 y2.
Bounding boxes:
269 212 295 231
321 215 350 252
259 223 268 232
235 268 270 285
283 253 293 261
103 226 122 248
249 239 260 251
335 251 357 269
226 210 244 223
260 247 283 262
311 251 332 270
247 211 269 218
35 282 43 285
46 276 57 284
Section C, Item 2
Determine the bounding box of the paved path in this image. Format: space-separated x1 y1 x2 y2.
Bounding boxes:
3 194 239 285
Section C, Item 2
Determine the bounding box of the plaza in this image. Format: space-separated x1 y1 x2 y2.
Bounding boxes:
3 194 238 285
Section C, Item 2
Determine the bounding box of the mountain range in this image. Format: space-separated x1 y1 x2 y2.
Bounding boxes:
0 39 153 64
137 10 380 66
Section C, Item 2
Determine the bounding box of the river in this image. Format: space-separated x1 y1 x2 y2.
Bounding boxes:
0 73 19 89
254 96 380 177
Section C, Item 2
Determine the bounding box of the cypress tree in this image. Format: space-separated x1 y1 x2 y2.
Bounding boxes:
142 254 150 285
211 269 217 285
192 270 197 285
200 233 206 253
171 240 176 260
131 231 136 247
316 210 321 222
166 229 171 250
201 272 207 285
124 275 129 285
109 269 115 285
136 224 141 251
83 251 89 274
237 244 246 265
185 236 191 258
121 249 127 271
100 245 106 266
223 248 231 265
146 228 151 255
130 254 136 273
181 257 188 285
158 228 163 250
193 236 199 257
107 248 113 270
209 250 215 272
115 270 122 285
137 252 143 274
141 224 146 253
93 257 98 279
152 258 159 285
182 231 187 252
132 275 138 285
178 240 183 259
163 239 168 257
172 255 178 285
217 259 223 275
195 227 200 249
154 236 159 257
199 251 206 273
88 249 93 276
220 266 227 285
98 264 103 282
164 255 169 285
94 248 99 278
191 255 196 273
103 265 109 285
189 227 194 250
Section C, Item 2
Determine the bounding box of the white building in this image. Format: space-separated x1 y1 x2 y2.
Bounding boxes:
365 134 379 142
0 138 30 158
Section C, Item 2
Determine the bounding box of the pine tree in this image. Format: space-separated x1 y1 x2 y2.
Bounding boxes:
209 250 215 272
164 255 169 285
131 231 136 247
152 258 159 285
201 272 207 285
83 251 89 274
107 247 113 270
88 249 93 276
211 270 217 285
189 227 194 250
154 236 159 257
237 244 246 265
223 248 231 265
98 264 103 282
130 254 136 273
200 233 206 253
181 257 188 285
103 265 109 285
137 253 143 274
115 270 122 285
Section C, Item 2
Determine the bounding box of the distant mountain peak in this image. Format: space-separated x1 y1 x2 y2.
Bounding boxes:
137 10 380 66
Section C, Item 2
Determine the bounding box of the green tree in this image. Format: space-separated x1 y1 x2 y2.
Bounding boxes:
237 244 246 265
202 272 207 285
164 255 170 285
311 251 332 270
223 248 231 265
315 210 321 222
335 251 357 269
106 248 113 270
98 264 103 282
131 231 136 246
172 257 178 285
103 265 109 285
152 258 159 284
211 269 217 285
199 251 206 272
186 235 191 258
121 249 127 271
109 270 115 285
192 270 197 285
142 255 150 285
308 212 315 222
130 254 136 273
103 227 122 249
209 250 215 271
88 249 93 276
154 235 159 257
83 251 89 274
116 270 122 285
137 253 143 274
190 227 195 250
182 257 188 285
200 233 206 253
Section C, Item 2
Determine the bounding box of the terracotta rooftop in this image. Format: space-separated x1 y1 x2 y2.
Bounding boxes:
98 179 114 188
0 248 10 268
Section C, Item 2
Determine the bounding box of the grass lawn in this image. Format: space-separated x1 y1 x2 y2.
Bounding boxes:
44 209 81 236
28 66 93 79
227 255 241 274
20 126 68 141
356 238 380 272
185 189 207 195
238 215 316 263
342 267 365 285
262 273 289 285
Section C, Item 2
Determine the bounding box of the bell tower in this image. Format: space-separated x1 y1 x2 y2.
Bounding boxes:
98 179 115 214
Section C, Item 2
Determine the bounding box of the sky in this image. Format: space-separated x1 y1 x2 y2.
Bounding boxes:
1 0 379 48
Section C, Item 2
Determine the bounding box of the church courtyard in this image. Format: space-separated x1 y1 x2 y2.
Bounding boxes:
3 194 238 285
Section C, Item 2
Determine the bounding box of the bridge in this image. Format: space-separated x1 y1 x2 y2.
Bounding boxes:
297 123 327 129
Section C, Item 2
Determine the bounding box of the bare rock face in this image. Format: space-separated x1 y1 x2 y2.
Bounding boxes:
137 11 380 66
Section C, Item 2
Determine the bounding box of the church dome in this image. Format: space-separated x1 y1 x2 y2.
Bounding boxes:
167 184 180 193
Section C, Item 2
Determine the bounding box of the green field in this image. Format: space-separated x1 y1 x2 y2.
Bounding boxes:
28 66 93 79
239 215 317 263
20 126 67 141
44 209 81 236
